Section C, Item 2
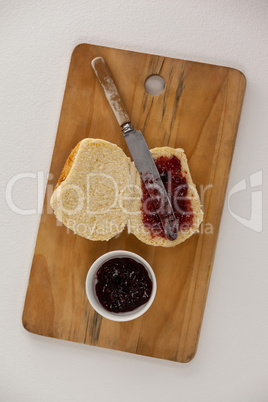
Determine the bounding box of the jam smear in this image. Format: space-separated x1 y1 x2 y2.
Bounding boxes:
95 257 152 313
141 155 193 238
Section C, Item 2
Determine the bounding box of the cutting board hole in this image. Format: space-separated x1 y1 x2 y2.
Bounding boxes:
145 75 165 96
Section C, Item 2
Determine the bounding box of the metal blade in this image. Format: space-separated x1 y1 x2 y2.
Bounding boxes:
123 126 178 241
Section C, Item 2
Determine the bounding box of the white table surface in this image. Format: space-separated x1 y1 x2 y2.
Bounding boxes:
1 1 268 401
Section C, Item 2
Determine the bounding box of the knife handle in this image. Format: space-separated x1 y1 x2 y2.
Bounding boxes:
91 57 130 127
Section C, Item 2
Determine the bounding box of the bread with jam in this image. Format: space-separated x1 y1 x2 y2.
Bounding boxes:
50 138 203 247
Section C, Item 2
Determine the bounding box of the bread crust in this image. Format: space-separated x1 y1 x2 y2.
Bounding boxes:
55 142 81 189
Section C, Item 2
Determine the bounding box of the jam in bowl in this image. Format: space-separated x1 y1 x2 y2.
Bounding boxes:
85 251 157 322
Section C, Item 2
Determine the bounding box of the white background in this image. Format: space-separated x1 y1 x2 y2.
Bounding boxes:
1 1 268 401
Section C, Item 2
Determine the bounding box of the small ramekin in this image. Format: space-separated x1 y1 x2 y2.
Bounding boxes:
85 250 157 322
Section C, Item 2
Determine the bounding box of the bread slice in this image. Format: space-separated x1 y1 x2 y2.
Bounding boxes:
128 147 203 247
50 139 203 246
50 138 131 241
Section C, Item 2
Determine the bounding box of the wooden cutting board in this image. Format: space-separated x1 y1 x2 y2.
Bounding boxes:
22 44 245 362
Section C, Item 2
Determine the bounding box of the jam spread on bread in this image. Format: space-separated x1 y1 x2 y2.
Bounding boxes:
141 156 193 238
95 258 152 313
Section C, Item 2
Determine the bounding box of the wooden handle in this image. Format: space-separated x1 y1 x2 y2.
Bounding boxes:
91 57 130 127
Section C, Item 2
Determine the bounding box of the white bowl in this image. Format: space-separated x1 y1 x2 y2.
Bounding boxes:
85 250 157 322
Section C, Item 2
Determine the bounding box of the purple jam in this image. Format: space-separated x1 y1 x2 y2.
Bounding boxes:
141 155 194 238
95 257 152 313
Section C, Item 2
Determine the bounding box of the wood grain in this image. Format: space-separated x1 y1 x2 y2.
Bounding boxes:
22 44 246 362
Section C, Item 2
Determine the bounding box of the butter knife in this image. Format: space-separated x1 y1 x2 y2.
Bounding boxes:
91 57 178 241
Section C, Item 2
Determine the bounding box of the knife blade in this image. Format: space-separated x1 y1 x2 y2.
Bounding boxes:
91 57 178 241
